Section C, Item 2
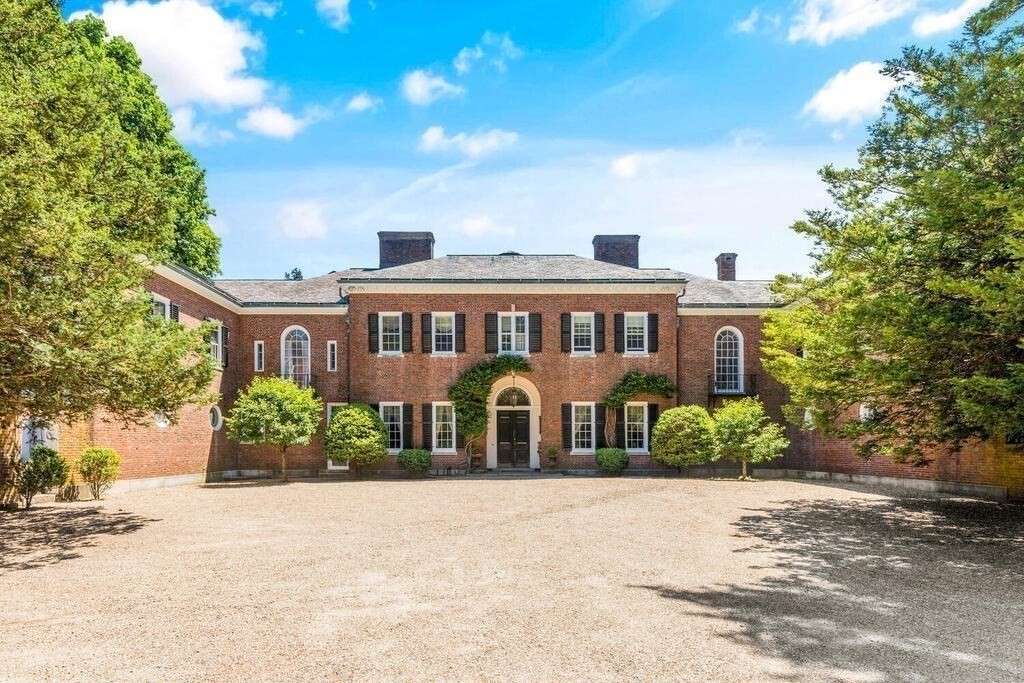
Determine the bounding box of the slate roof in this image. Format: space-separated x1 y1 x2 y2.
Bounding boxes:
337 254 689 283
676 276 776 308
214 272 345 305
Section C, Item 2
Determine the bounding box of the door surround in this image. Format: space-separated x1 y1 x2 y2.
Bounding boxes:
486 374 540 469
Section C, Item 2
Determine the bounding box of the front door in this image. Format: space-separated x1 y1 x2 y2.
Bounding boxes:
496 410 530 468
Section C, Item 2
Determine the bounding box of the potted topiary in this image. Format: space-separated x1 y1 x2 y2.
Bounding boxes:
545 445 560 467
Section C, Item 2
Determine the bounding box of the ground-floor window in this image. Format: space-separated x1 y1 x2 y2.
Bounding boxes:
625 402 647 453
573 402 595 453
433 402 455 453
380 403 403 452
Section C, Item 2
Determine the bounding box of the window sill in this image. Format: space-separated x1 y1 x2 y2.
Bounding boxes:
626 451 649 456
387 449 401 456
497 351 530 358
571 450 596 456
432 450 456 456
624 351 649 358
570 351 596 357
431 352 457 358
378 352 404 358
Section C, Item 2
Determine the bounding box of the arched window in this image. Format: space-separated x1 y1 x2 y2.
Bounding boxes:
281 326 311 387
496 387 531 407
714 327 743 393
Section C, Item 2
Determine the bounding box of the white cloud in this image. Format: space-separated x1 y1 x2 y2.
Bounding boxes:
239 105 328 139
458 216 516 238
73 0 268 108
912 0 987 36
248 1 281 18
789 0 916 45
734 8 761 33
171 106 232 145
803 61 895 125
346 92 382 113
277 201 329 239
418 126 518 159
401 70 465 106
609 153 660 178
316 0 351 30
453 31 523 74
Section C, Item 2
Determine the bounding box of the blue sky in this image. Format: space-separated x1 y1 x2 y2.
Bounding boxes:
63 0 984 279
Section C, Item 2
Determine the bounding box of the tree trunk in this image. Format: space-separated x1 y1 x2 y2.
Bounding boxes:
280 447 288 482
741 460 747 480
0 414 21 507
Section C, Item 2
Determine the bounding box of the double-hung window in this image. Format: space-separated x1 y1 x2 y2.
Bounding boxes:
499 312 529 355
625 313 647 354
432 313 455 355
150 292 170 320
208 322 223 366
327 340 338 372
380 403 403 452
433 402 456 453
625 402 648 453
254 341 265 372
572 402 595 454
379 313 402 355
572 313 594 354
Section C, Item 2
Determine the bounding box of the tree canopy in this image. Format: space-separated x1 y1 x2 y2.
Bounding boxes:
763 1 1024 464
712 398 788 479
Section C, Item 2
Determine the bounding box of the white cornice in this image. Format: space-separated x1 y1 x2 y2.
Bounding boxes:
677 307 771 316
344 282 684 295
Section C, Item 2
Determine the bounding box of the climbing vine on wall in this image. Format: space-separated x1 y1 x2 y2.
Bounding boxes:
448 355 531 460
602 371 676 408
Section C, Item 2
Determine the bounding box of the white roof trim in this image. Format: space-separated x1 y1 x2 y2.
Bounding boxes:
345 283 684 295
677 307 770 316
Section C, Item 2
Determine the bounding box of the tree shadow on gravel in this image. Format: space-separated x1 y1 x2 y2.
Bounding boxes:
0 506 155 573
635 492 1024 682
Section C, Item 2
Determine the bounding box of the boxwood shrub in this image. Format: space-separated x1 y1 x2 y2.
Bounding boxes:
595 447 629 475
397 449 433 473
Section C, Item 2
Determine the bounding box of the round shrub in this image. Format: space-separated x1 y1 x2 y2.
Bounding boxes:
398 449 432 473
78 447 120 500
17 444 70 509
595 447 629 475
324 403 389 474
651 405 719 470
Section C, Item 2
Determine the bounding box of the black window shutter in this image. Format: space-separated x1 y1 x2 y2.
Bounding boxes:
169 303 179 322
560 313 571 353
368 313 379 353
648 313 659 353
402 313 413 353
421 313 432 354
561 404 572 449
402 403 413 449
614 313 625 353
221 325 230 368
422 404 432 450
615 408 626 449
648 404 659 443
455 314 466 353
368 403 379 416
529 313 542 353
485 313 498 353
455 424 465 450
596 405 607 449
595 313 605 352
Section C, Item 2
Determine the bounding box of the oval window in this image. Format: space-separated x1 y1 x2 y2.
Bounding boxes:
209 406 223 431
153 413 170 429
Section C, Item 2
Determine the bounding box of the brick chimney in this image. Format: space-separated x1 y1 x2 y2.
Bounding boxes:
378 231 435 269
593 234 640 268
715 252 737 281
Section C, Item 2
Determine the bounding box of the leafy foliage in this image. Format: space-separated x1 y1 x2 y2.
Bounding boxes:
763 3 1024 464
398 449 433 473
323 403 388 473
78 447 121 500
226 377 322 479
602 372 676 409
712 398 789 479
0 1 217 495
651 405 719 470
595 448 629 475
17 445 70 509
448 355 531 454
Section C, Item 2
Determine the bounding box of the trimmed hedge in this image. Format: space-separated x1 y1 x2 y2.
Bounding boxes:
398 449 433 473
595 447 629 475
650 405 719 470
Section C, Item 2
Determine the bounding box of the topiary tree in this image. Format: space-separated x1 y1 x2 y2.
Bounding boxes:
713 398 790 480
78 447 120 500
595 447 629 475
226 377 322 481
323 403 388 476
397 449 433 475
17 445 69 509
651 405 719 471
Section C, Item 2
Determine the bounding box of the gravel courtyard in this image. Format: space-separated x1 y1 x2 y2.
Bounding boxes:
2 477 1022 682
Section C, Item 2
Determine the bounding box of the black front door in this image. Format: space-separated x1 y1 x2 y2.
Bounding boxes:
497 410 530 468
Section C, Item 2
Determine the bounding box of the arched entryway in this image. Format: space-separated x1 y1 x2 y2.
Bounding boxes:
486 375 541 470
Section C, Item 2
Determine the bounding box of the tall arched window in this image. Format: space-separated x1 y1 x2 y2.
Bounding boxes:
714 327 743 393
281 326 311 386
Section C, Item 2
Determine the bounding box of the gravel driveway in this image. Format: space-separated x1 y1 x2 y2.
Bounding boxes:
1 477 1022 682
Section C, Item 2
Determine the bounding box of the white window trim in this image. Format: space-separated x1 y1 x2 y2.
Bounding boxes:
432 401 456 454
624 311 649 356
570 312 595 356
624 401 648 454
571 401 596 455
280 324 312 378
378 312 404 357
326 402 349 470
498 311 530 356
859 402 875 422
209 405 223 431
379 401 404 454
714 325 745 393
207 319 224 368
150 292 171 320
431 312 456 357
327 340 338 372
253 340 265 372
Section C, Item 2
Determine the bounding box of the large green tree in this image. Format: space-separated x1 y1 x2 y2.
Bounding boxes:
763 0 1024 465
0 0 217 501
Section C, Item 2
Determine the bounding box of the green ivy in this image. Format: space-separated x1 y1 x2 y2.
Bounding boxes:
602 371 676 408
448 355 531 446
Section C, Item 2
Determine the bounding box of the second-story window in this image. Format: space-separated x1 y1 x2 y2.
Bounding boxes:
572 313 594 353
433 313 455 354
254 340 265 372
150 292 170 320
380 313 402 354
499 312 529 355
625 313 647 354
282 326 310 385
